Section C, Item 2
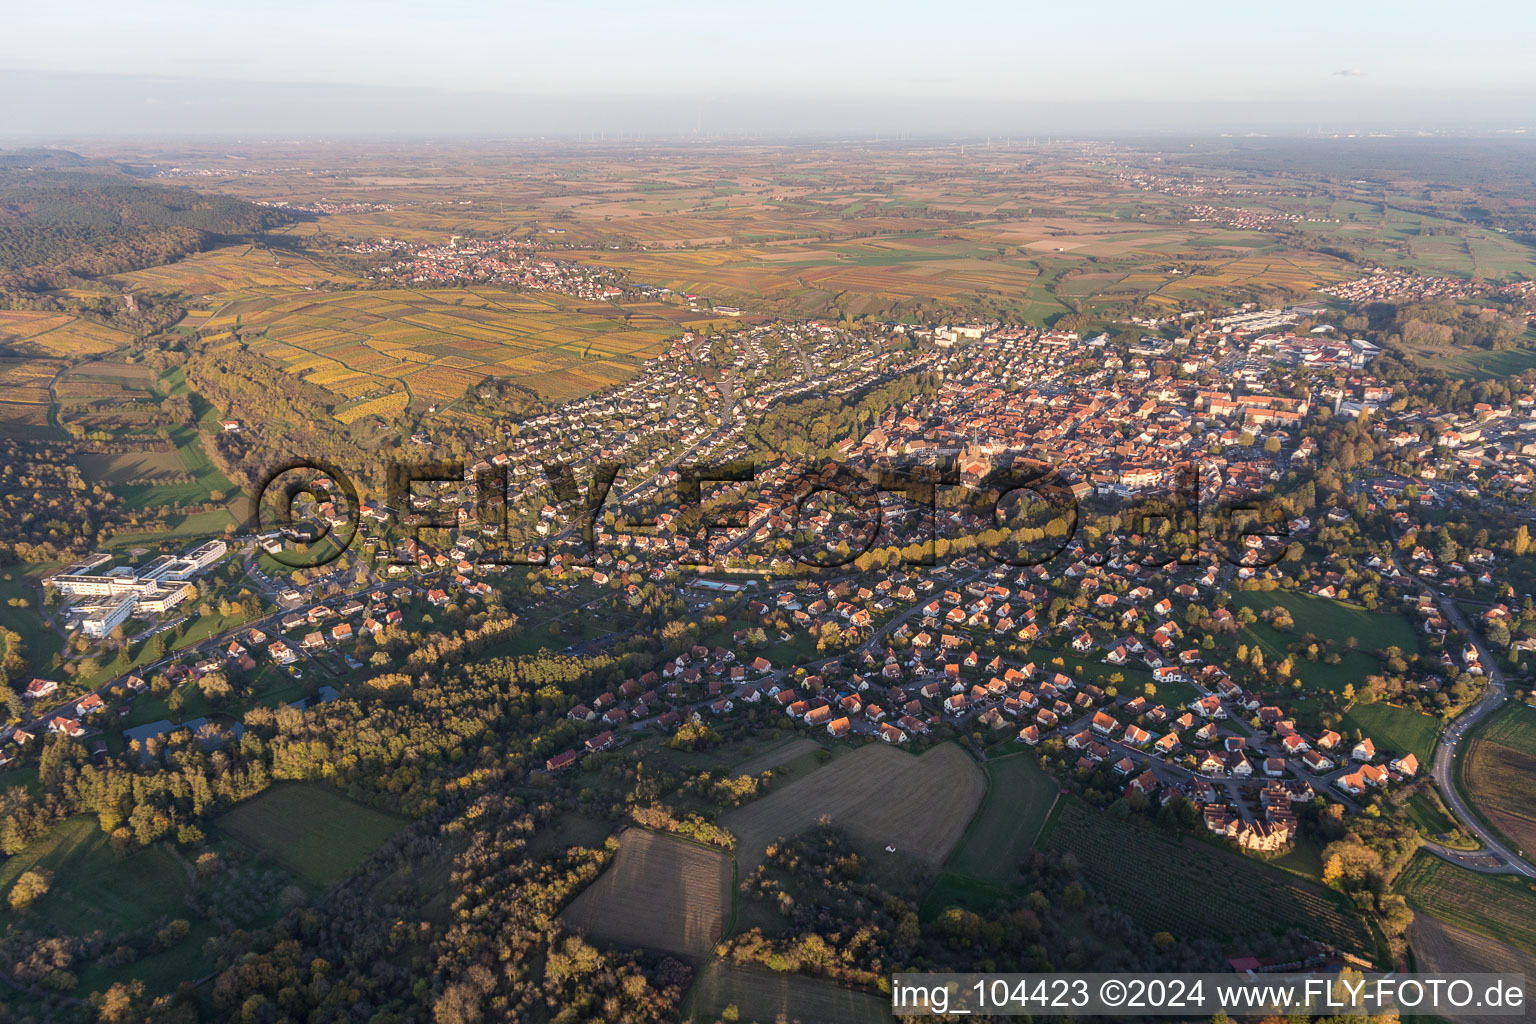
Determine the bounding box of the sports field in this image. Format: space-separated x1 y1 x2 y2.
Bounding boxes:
560 828 731 961
215 784 406 888
721 742 985 873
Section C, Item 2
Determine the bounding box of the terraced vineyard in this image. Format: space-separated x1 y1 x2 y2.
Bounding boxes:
0 356 62 438
1043 800 1372 953
0 309 130 357
109 243 359 296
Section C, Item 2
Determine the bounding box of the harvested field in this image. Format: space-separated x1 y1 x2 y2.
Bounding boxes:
721 742 985 873
561 828 731 961
730 738 823 778
1461 703 1536 858
687 962 892 1024
1476 701 1536 754
1409 913 1536 1023
1396 851 1536 955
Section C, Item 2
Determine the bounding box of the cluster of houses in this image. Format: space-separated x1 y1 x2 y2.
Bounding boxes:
4 585 430 761
523 522 1431 860
363 235 632 301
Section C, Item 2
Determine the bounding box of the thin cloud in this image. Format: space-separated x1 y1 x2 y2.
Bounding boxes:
1332 68 1368 77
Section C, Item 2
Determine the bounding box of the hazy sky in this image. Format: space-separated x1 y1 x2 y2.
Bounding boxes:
3 0 1534 135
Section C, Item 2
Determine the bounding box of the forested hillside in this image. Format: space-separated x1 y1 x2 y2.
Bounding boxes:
0 158 290 288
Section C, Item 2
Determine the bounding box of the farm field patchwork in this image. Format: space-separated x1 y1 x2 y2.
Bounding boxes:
56 359 170 438
720 742 986 873
215 783 406 888
201 287 687 413
1042 800 1372 953
560 828 731 961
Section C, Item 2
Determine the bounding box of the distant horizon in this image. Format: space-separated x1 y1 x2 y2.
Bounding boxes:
2 68 1535 142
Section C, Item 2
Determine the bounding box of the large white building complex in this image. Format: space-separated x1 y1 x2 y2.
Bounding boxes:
49 540 227 638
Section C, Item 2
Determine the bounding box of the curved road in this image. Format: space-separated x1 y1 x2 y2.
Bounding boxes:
1425 587 1536 878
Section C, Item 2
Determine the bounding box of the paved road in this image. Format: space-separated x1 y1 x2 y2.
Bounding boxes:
1425 587 1536 878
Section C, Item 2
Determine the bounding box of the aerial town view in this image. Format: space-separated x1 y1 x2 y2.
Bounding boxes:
1 3 1535 1023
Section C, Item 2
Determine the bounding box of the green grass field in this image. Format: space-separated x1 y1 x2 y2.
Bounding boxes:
0 816 190 937
1400 787 1470 846
1420 346 1536 382
1041 800 1373 954
104 508 238 549
1234 589 1420 656
1476 702 1536 756
1341 701 1444 763
941 753 1058 886
215 784 406 888
0 563 63 676
1227 590 1421 695
75 918 219 998
1396 851 1536 955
